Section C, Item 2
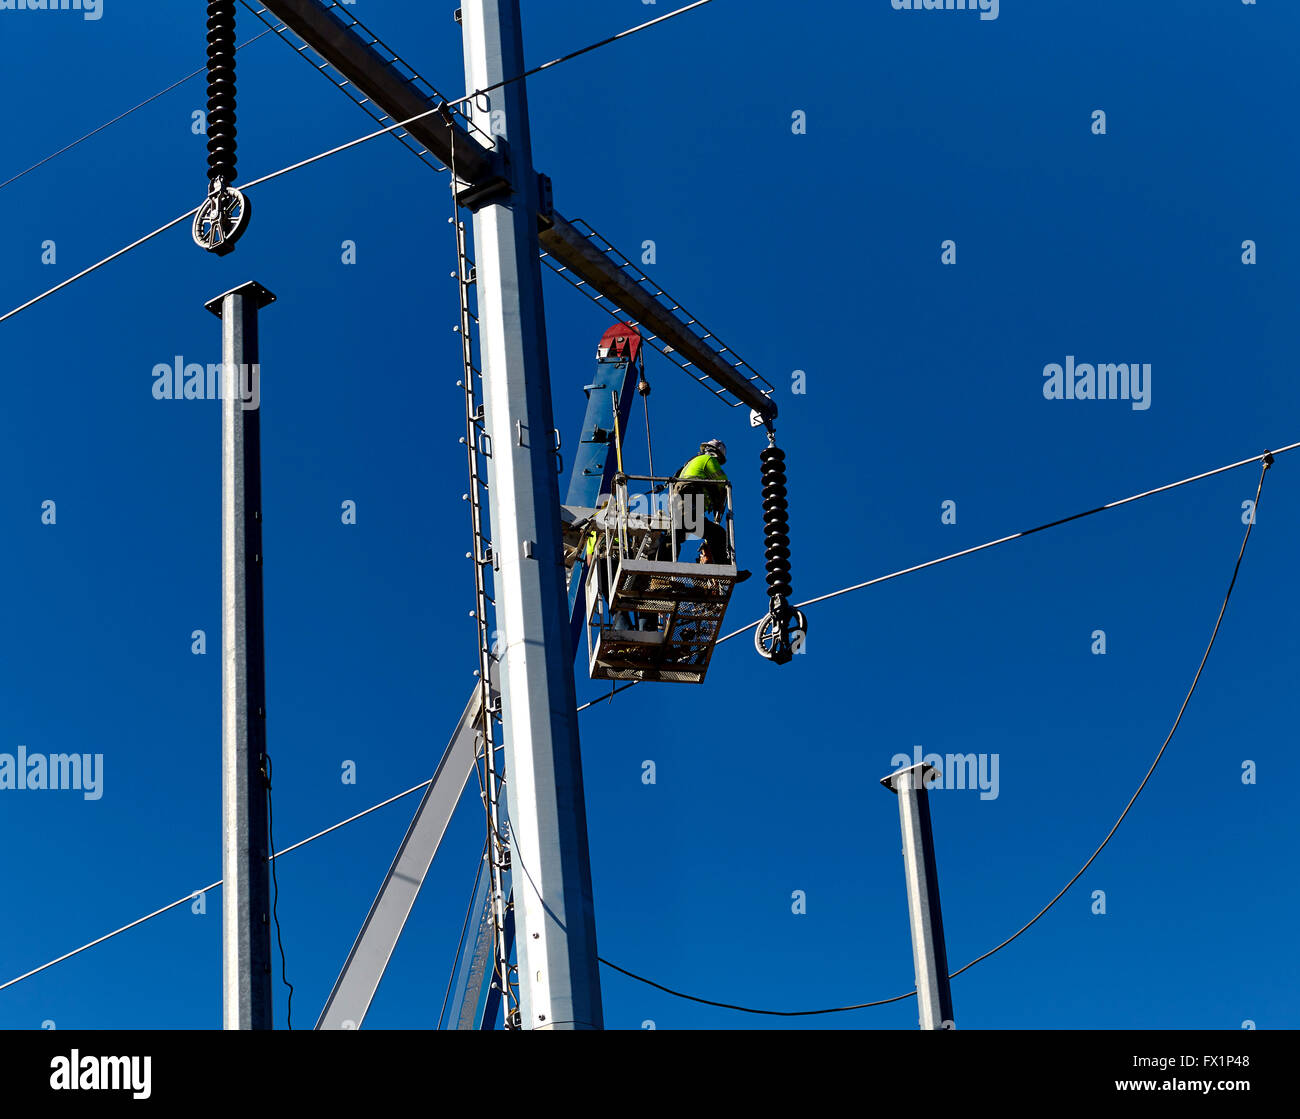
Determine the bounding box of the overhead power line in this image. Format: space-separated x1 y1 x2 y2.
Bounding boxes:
945 456 1272 977
0 207 200 327
0 0 726 1003
445 0 716 112
577 442 1298 714
0 779 431 994
0 0 1283 1027
0 106 456 327
0 455 1280 1015
787 448 1284 617
0 27 276 195
503 461 1275 1016
0 114 426 327
0 1 717 327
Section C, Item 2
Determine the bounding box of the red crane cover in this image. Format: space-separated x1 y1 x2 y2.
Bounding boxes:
597 322 642 364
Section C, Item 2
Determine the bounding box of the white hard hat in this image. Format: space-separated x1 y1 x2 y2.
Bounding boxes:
701 439 727 462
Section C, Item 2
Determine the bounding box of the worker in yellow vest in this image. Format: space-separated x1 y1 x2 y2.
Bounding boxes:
670 439 750 581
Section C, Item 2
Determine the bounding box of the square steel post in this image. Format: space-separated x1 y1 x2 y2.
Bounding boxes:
206 281 277 1030
458 0 604 1030
881 762 955 1030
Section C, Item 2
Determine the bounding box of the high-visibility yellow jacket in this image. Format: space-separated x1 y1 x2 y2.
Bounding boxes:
675 453 728 515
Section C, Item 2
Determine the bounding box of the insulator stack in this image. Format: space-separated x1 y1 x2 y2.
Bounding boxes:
755 440 805 665
760 446 792 603
206 0 238 187
194 0 251 255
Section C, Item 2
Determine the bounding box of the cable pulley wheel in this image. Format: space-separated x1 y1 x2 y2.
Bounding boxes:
192 186 251 256
754 606 806 664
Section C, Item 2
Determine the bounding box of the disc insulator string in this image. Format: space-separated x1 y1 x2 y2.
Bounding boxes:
755 433 805 663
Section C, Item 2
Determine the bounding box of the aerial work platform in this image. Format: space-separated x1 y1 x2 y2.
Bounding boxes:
584 474 738 684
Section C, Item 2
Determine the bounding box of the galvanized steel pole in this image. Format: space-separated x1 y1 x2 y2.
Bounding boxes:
458 0 603 1030
881 762 955 1030
207 281 277 1030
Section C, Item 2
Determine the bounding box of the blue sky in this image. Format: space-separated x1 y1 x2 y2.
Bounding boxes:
0 0 1296 1030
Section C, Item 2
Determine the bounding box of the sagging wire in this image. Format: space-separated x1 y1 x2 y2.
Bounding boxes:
1 450 1276 1020
503 458 1276 1015
262 753 294 1029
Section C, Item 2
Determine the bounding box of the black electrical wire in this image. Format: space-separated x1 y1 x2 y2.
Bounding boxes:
597 958 916 1015
948 455 1271 980
0 0 1284 1012
588 458 1273 1015
4 445 1284 1015
1 448 1283 1021
264 754 294 1029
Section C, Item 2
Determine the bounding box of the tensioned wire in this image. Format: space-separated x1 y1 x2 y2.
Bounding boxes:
0 0 718 326
0 451 1281 1015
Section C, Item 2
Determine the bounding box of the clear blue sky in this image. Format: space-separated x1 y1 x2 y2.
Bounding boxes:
0 0 1295 1031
